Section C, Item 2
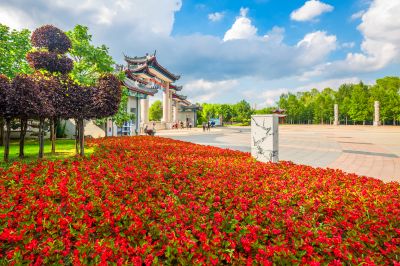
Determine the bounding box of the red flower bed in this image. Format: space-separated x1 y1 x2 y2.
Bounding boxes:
1 136 399 265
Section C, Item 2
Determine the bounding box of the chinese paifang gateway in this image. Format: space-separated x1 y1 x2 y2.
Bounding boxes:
109 52 201 136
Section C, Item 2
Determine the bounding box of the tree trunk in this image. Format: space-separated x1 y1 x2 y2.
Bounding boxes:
104 122 108 138
4 119 11 162
75 119 79 154
79 119 85 156
0 117 4 146
19 118 28 159
38 118 45 159
50 117 56 154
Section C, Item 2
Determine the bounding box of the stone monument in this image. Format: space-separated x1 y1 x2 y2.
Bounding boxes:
251 114 279 163
373 101 381 126
333 104 339 126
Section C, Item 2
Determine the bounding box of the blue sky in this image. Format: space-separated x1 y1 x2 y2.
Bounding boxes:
0 0 399 106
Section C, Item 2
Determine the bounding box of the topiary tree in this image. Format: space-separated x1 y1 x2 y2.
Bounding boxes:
29 25 121 156
1 24 121 160
30 25 71 53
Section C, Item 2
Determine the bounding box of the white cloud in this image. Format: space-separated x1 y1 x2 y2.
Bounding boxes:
0 0 182 36
263 26 285 45
303 0 400 78
296 31 337 64
291 0 334 22
0 5 35 30
350 10 365 21
208 12 224 22
350 0 400 69
95 6 117 25
184 79 239 102
223 7 257 41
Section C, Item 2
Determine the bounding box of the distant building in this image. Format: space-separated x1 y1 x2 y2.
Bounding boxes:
272 108 286 124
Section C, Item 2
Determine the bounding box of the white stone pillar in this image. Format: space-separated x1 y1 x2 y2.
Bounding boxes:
140 97 149 124
168 90 173 122
173 101 179 122
251 115 279 163
373 101 381 126
333 104 339 126
162 86 169 123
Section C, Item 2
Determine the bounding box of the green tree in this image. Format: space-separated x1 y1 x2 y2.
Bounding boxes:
66 25 114 85
201 103 219 122
233 100 252 122
348 82 372 124
298 91 315 124
149 100 162 121
0 24 32 78
217 104 235 123
0 24 32 146
254 107 274 115
336 84 354 125
371 77 400 125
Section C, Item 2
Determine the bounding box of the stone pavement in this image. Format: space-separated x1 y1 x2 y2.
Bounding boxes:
157 125 400 183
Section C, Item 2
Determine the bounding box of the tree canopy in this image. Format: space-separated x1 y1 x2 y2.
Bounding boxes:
149 100 163 121
66 25 115 85
0 24 32 78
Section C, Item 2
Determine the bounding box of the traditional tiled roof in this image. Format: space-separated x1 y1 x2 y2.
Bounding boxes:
125 70 148 84
123 78 158 96
172 92 187 101
124 53 180 81
124 54 148 64
170 84 183 91
180 101 202 110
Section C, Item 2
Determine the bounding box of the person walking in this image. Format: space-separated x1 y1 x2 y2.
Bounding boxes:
207 121 211 131
202 122 206 132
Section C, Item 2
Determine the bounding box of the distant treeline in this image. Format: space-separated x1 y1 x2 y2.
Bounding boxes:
197 76 400 126
198 100 253 125
277 76 400 125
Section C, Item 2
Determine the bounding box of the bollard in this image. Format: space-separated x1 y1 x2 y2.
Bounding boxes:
251 114 279 163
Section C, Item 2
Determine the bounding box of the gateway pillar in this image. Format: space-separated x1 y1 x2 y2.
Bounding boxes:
140 97 149 124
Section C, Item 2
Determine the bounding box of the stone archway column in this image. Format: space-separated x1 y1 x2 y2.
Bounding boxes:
173 101 179 122
140 97 149 124
162 84 169 123
168 90 173 122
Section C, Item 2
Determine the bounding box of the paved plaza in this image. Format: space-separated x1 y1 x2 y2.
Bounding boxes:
157 125 400 183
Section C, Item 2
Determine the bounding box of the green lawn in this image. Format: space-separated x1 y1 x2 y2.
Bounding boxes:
0 139 94 166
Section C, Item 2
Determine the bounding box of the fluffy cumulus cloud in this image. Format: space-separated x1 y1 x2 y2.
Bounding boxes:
0 0 182 35
302 0 400 79
208 12 224 22
223 8 257 41
296 31 337 64
349 0 400 69
184 79 239 102
291 0 334 22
